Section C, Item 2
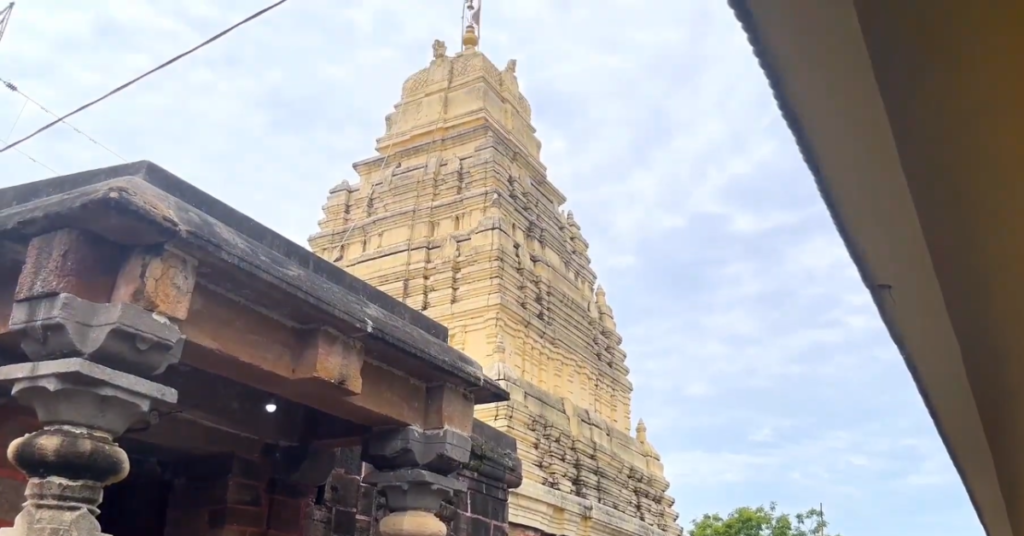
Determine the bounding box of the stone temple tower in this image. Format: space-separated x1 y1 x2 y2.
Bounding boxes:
309 18 682 536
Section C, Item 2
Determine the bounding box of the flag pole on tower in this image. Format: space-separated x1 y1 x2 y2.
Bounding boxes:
460 0 466 50
462 0 480 51
473 0 481 47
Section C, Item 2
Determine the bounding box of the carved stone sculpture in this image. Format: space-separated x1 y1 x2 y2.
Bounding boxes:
432 39 447 60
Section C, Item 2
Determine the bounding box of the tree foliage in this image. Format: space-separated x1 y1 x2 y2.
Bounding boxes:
689 502 840 536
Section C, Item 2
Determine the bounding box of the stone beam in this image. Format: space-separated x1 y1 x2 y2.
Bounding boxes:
0 351 370 458
424 383 475 435
179 284 429 427
133 364 370 453
0 228 464 434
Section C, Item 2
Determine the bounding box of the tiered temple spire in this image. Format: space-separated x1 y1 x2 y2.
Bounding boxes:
310 24 683 536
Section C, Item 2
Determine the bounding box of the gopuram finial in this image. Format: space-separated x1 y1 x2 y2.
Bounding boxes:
462 0 481 50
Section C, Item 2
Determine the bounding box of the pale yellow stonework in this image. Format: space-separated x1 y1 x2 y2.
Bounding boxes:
309 35 683 536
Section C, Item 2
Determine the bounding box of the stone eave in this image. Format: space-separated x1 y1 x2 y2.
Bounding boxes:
0 161 509 405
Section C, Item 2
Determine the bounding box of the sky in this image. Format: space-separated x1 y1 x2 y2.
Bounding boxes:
0 1 982 535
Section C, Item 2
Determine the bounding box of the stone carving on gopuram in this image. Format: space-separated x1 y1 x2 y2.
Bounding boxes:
309 15 683 536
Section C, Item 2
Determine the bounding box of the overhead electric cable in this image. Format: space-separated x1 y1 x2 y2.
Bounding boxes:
0 3 14 51
3 144 57 174
3 90 57 174
5 95 25 142
0 2 54 173
2 78 127 162
0 0 288 155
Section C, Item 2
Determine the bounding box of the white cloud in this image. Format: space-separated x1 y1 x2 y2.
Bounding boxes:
666 450 776 485
0 1 980 535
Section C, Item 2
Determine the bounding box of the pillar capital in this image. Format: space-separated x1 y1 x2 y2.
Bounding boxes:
8 228 195 378
0 358 176 536
0 358 176 434
0 224 189 536
11 293 185 377
363 426 471 536
363 426 472 474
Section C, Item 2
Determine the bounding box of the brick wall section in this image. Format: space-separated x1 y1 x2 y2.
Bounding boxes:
0 403 38 529
267 479 319 536
450 420 520 536
163 453 312 536
451 465 509 536
313 447 378 536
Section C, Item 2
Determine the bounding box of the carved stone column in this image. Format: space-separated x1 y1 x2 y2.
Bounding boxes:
0 230 188 536
363 427 472 536
0 359 176 536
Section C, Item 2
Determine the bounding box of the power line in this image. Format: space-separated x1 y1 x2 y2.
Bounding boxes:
0 2 54 174
3 143 57 174
3 100 59 174
0 3 13 51
2 87 58 174
2 78 127 162
0 0 288 156
4 95 25 142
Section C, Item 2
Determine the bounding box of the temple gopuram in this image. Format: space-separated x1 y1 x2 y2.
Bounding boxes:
309 16 682 536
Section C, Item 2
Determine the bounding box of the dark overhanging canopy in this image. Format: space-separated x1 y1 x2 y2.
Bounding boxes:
729 2 1024 535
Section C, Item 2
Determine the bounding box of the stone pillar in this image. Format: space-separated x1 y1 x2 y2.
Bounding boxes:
0 359 176 536
0 229 188 536
362 427 472 536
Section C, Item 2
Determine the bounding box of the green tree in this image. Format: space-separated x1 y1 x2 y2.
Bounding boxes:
689 502 840 536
